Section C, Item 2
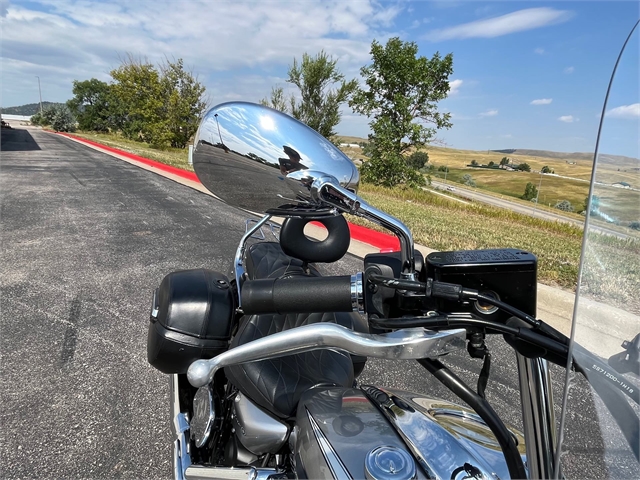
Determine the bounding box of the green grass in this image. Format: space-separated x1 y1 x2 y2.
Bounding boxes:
353 184 584 290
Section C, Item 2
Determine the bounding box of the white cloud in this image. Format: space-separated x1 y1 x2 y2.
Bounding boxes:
449 79 463 95
564 66 575 74
534 48 545 55
605 103 640 119
558 115 575 123
1 0 403 106
479 109 498 117
531 98 553 105
425 7 573 41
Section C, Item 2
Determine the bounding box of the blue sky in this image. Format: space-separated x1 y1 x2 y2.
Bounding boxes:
2 0 638 157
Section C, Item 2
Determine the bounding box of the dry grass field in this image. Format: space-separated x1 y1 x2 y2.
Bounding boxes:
337 136 639 220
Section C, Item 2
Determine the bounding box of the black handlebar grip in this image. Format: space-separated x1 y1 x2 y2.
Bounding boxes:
241 276 354 314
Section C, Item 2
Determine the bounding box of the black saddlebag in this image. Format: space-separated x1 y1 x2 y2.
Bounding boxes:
147 269 235 374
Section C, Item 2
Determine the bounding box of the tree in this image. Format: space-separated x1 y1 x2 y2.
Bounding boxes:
462 174 475 187
159 58 208 148
406 151 429 170
500 157 510 166
67 78 115 132
470 159 478 166
517 162 531 172
488 161 495 167
108 55 207 148
541 165 553 174
260 86 289 112
521 182 538 201
350 37 453 187
266 51 357 139
438 165 449 173
555 200 574 212
110 55 165 145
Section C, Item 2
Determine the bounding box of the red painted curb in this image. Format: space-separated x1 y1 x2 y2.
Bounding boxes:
57 132 200 183
56 132 400 252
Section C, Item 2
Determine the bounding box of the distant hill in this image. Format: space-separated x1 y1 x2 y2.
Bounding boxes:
1 102 64 116
491 148 638 167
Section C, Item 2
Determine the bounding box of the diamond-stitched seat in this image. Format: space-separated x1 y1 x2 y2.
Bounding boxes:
225 312 356 418
225 242 367 419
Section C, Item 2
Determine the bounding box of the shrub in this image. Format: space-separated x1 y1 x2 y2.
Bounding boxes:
461 173 476 187
30 112 43 126
50 105 76 132
406 151 429 170
555 200 574 212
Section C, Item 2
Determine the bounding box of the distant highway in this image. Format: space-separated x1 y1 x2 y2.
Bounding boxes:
428 180 632 239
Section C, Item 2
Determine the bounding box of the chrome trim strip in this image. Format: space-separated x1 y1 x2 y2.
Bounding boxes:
234 214 273 306
517 355 557 479
350 272 364 313
306 408 352 480
187 324 466 388
184 466 278 480
150 288 159 319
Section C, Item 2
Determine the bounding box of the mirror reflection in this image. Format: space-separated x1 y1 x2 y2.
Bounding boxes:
192 102 359 214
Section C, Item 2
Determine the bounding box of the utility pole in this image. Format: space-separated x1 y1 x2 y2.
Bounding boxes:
532 170 543 216
35 76 43 113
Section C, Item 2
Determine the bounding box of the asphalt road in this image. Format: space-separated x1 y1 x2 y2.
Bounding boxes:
429 180 631 239
1 127 636 479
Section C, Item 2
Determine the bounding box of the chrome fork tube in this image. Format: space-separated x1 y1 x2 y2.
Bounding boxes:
516 355 557 479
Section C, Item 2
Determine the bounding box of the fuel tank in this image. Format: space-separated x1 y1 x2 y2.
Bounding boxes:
294 386 526 480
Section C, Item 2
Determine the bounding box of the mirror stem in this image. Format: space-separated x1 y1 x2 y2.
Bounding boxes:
316 180 416 279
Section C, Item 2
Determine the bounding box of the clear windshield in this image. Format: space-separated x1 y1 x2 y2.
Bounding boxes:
556 21 640 478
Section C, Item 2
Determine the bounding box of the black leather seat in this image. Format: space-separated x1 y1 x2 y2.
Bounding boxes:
225 242 368 419
225 312 356 419
244 242 320 280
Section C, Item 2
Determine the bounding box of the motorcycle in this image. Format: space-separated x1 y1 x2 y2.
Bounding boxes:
147 22 639 480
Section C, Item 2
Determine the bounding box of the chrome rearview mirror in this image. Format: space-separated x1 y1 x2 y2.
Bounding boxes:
193 102 417 278
192 102 359 215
